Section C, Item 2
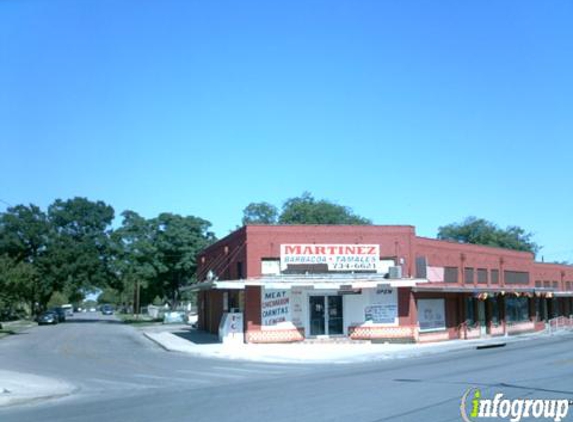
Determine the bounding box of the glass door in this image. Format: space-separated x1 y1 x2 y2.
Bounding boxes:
309 295 344 336
309 296 326 336
327 296 344 335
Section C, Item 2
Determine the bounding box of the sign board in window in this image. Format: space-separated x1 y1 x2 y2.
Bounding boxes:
280 244 380 272
261 259 280 275
418 299 446 331
365 304 398 324
290 287 308 328
261 289 291 326
364 287 398 325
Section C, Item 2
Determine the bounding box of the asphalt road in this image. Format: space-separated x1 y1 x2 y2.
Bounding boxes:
1 313 573 422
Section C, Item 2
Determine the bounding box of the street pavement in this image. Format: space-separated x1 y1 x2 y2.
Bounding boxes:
1 313 572 422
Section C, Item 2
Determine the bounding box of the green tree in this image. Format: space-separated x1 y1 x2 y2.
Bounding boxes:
45 197 115 293
241 202 279 225
47 291 69 309
149 213 216 307
279 192 371 225
0 204 51 264
111 210 158 312
0 205 52 315
98 287 122 306
112 211 215 309
437 217 540 254
0 255 38 317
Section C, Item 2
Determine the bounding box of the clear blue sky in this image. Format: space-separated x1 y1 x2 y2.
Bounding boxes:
1 1 571 262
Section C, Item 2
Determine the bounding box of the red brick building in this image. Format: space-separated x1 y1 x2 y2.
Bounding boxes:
192 225 573 343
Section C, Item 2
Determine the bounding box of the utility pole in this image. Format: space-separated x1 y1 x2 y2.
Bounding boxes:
134 279 140 319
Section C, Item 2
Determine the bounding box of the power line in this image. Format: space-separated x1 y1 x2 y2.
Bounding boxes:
0 198 13 207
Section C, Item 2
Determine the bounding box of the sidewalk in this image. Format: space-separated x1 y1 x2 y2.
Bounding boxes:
0 320 37 339
0 370 75 407
142 326 571 364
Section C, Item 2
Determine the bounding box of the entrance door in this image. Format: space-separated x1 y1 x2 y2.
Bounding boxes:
309 296 326 336
478 300 487 336
309 295 344 336
327 296 344 335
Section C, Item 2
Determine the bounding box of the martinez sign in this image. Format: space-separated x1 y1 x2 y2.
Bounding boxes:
280 244 380 272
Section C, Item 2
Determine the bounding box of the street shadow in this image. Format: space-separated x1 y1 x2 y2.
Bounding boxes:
0 330 29 335
64 318 123 324
172 329 219 345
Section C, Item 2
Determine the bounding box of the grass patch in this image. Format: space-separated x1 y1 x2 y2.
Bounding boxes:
118 313 163 326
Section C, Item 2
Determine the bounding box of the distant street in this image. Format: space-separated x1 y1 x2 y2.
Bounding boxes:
1 314 572 422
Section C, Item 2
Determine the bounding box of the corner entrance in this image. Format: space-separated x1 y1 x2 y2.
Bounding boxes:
309 295 344 336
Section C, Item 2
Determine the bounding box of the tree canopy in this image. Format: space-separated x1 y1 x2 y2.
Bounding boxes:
241 192 371 226
241 202 279 225
437 217 540 255
108 211 216 309
147 213 215 306
0 198 216 317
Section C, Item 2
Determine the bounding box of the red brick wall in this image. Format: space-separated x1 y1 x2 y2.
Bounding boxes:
206 290 223 334
532 262 573 291
197 226 573 293
245 225 416 277
195 225 573 341
197 227 248 282
415 237 535 287
198 291 205 330
398 288 416 326
245 285 262 331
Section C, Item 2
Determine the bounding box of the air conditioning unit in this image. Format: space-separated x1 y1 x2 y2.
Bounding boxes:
388 266 403 279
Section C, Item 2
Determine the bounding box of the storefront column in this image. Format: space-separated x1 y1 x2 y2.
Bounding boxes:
499 294 507 336
529 297 536 322
244 285 262 337
486 298 493 335
398 288 416 327
459 295 467 339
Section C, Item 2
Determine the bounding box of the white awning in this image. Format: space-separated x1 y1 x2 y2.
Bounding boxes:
182 276 428 291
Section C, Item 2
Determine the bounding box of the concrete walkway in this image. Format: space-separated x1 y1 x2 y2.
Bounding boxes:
142 326 569 364
0 370 75 407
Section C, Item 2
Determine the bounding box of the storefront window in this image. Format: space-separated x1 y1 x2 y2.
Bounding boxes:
417 299 446 332
490 297 500 326
505 296 530 323
534 297 541 322
465 297 475 326
553 298 561 317
540 298 548 321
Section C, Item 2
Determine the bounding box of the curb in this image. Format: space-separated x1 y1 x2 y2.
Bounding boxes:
0 390 76 408
0 371 78 409
143 332 172 352
141 328 573 365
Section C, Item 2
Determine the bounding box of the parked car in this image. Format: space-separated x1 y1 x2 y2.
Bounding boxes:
101 305 114 315
37 311 58 325
61 304 74 317
49 307 66 323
